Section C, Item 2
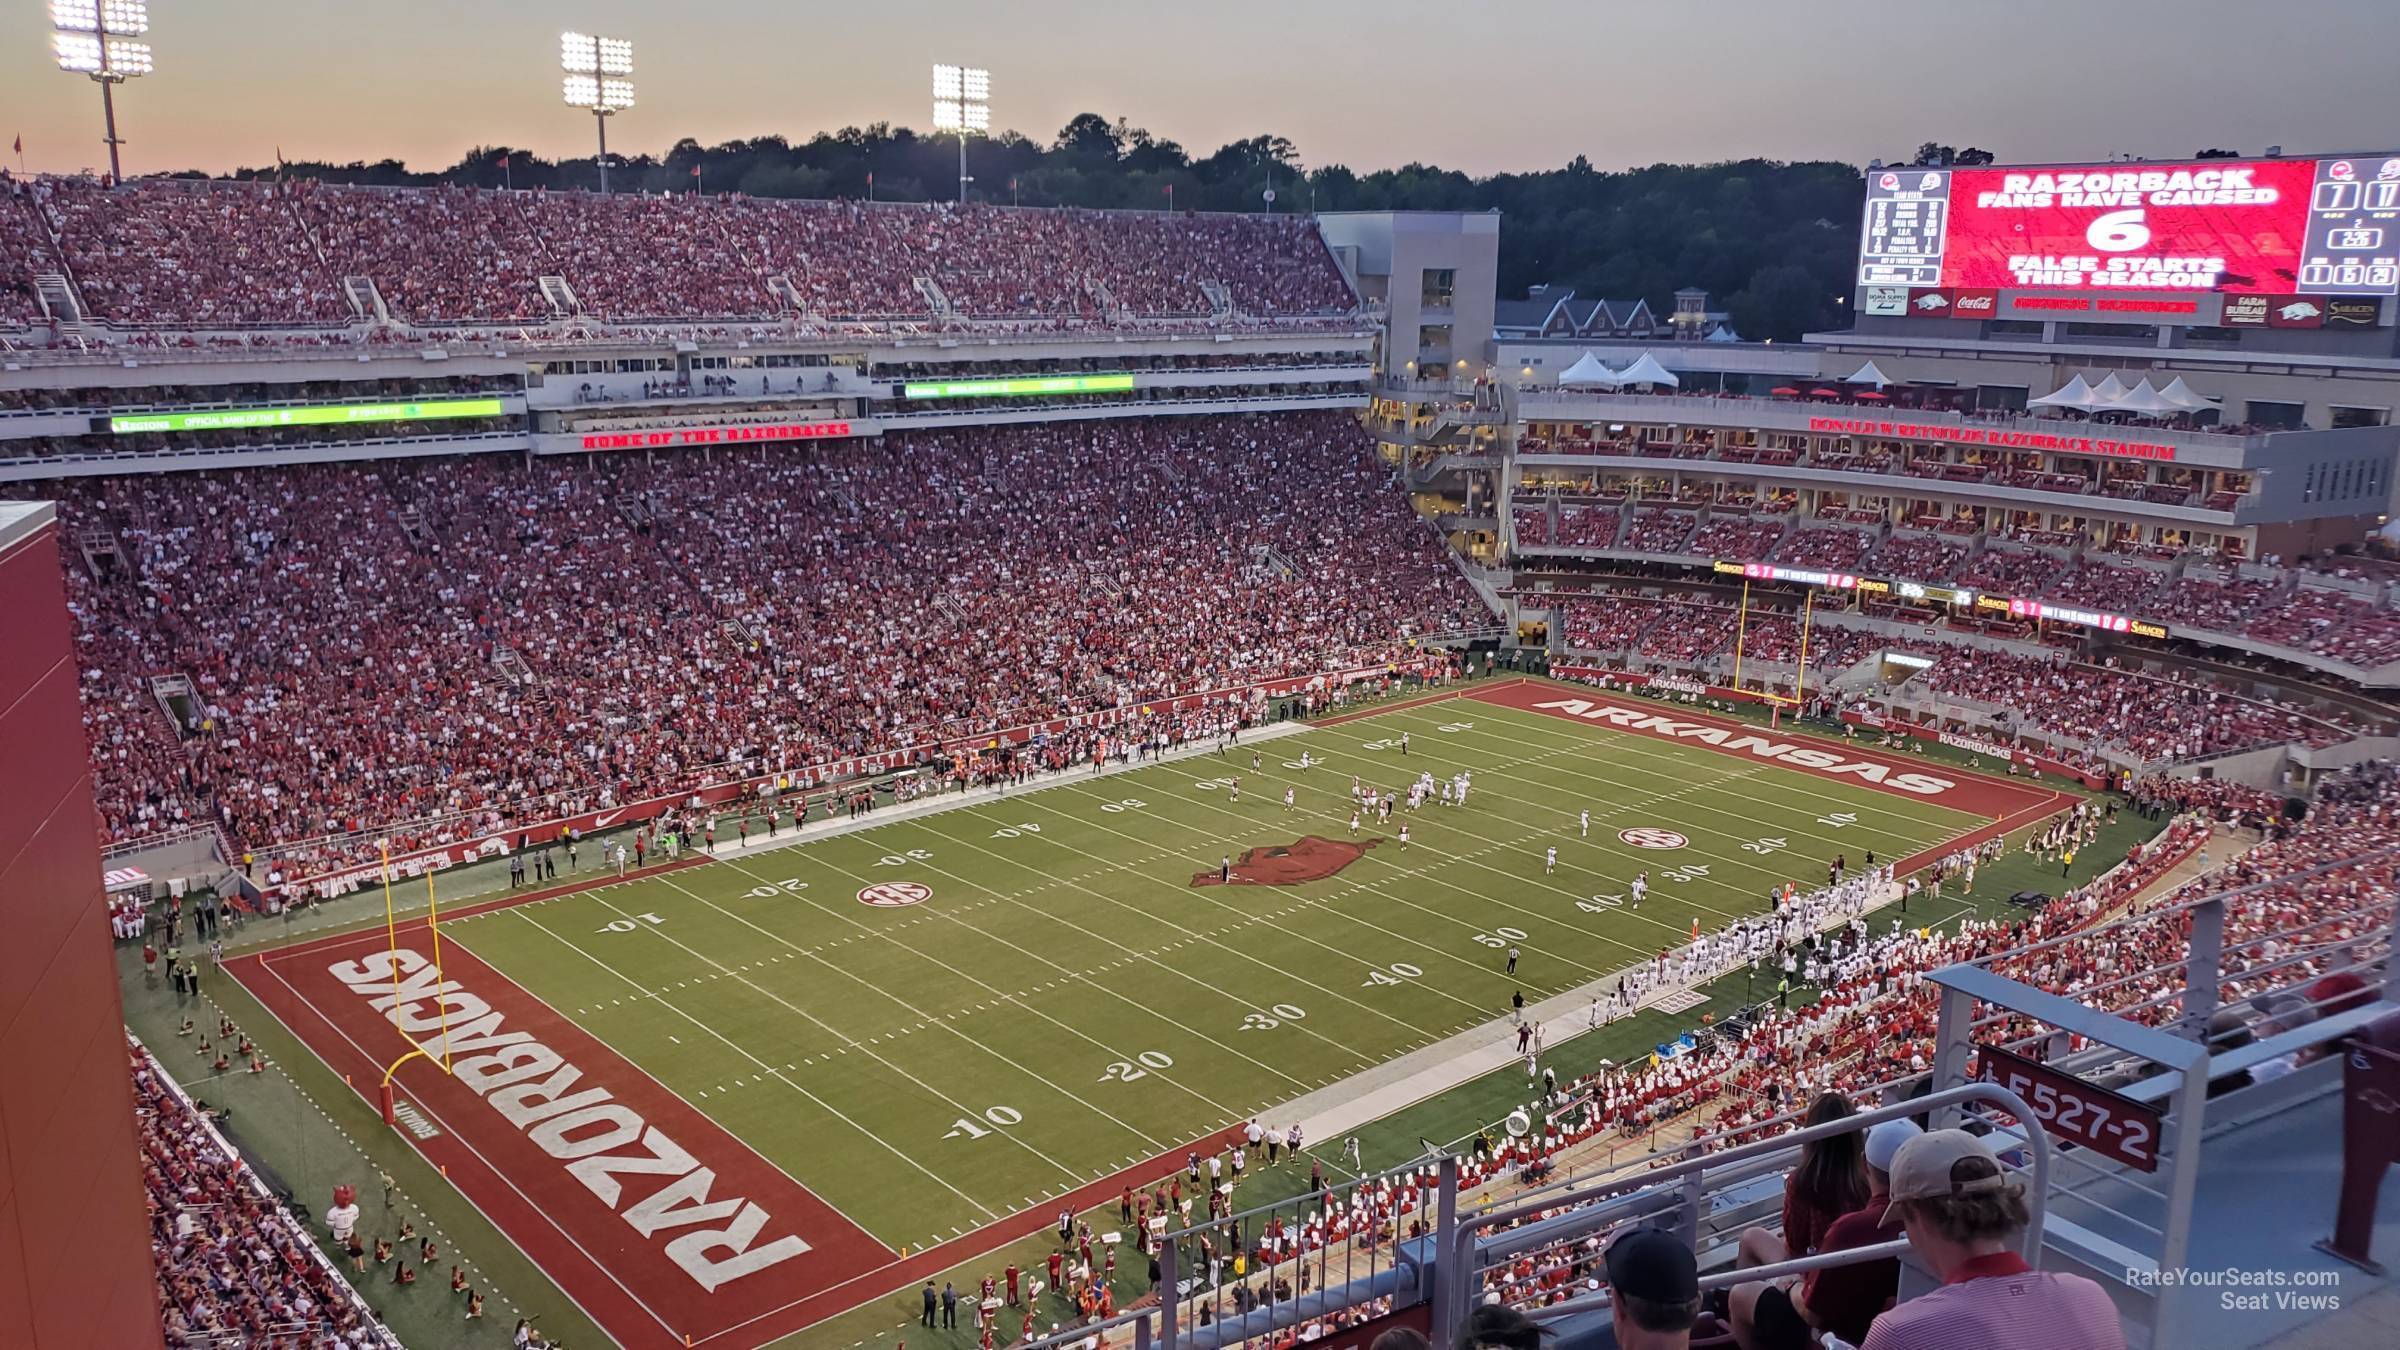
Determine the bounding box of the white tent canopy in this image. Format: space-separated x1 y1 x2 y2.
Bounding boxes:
1844 360 1894 388
1556 350 1622 387
2088 371 2131 403
1614 350 1681 388
2027 375 2099 410
2111 379 2178 417
2158 376 2218 410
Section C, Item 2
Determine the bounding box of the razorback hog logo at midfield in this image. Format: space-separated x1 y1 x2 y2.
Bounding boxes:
1194 836 1382 886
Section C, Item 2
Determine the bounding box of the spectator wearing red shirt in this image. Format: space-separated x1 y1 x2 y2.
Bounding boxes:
1757 1093 1869 1263
1732 1118 1920 1350
1862 1131 2123 1350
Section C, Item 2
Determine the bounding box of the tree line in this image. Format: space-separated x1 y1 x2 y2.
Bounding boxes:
200 124 2043 340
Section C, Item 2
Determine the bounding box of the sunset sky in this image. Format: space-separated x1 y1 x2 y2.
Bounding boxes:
2 0 2395 179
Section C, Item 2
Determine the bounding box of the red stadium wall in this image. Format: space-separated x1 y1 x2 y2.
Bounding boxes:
0 506 161 1347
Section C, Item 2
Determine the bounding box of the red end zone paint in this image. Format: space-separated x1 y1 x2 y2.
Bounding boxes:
232 881 1253 1346
1465 682 2061 824
231 930 890 1349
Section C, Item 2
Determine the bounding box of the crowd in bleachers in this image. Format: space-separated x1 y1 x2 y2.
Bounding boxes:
2042 560 2165 612
1684 513 1783 562
1772 526 1871 571
1948 546 2066 596
1621 508 1697 554
17 412 1480 868
2142 572 2283 632
2 177 1355 330
1917 648 2349 761
1459 757 2392 1334
132 1041 400 1347
1868 532 1968 583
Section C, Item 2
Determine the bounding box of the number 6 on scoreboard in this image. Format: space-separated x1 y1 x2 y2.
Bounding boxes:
2086 208 2152 253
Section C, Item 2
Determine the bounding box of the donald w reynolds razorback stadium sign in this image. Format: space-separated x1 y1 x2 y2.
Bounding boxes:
1807 415 2176 463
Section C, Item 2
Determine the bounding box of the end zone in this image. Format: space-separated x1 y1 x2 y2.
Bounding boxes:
230 929 892 1350
1463 682 2079 871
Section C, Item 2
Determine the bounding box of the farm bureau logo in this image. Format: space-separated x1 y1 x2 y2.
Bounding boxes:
327 948 809 1292
1530 699 1957 797
1193 836 1382 887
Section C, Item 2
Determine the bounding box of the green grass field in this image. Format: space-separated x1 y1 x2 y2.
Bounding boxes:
437 692 1996 1257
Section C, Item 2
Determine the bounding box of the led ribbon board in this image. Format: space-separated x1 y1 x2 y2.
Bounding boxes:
900 373 1136 399
108 397 507 435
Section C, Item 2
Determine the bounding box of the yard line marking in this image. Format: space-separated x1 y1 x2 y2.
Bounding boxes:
1066 775 1647 987
707 853 1309 1112
909 808 1462 1047
1387 699 1978 843
645 872 1170 1165
503 904 1003 1221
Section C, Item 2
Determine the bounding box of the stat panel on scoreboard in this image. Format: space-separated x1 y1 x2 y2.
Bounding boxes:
1858 168 1951 287
2299 156 2400 296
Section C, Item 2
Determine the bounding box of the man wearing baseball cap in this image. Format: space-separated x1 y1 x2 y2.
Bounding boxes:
1861 1129 2123 1349
1731 1117 1920 1350
1605 1227 1700 1349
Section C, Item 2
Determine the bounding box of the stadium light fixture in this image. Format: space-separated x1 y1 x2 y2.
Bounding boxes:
51 0 152 183
561 30 635 192
931 63 989 202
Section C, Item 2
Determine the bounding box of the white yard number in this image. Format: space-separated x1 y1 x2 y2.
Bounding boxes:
1239 1003 1308 1031
1098 798 1148 814
2087 208 2151 252
1435 721 1475 733
1280 759 1311 770
1742 837 1788 856
991 822 1043 839
597 912 666 934
1661 865 1710 883
1193 777 1239 791
1359 738 1401 751
1363 962 1423 987
945 1105 1023 1139
744 878 808 899
1816 812 1859 829
1579 894 1625 912
1099 1051 1176 1082
1471 927 1528 947
875 849 934 866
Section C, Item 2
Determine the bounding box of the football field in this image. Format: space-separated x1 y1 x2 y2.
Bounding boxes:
231 680 2070 1350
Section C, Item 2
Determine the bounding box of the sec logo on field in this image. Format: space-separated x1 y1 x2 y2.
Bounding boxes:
1619 828 1689 850
857 881 932 908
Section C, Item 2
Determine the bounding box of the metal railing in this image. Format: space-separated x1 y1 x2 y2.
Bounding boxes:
1445 1084 2048 1336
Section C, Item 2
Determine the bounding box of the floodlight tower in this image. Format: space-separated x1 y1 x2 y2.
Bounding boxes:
561 31 635 192
51 1 154 183
931 63 989 203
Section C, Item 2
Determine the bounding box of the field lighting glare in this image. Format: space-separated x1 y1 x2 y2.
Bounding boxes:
560 29 635 191
931 63 990 201
51 0 153 181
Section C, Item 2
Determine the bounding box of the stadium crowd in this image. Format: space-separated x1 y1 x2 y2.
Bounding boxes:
19 412 1483 871
2 178 1356 329
1916 649 2352 761
131 1041 399 1347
